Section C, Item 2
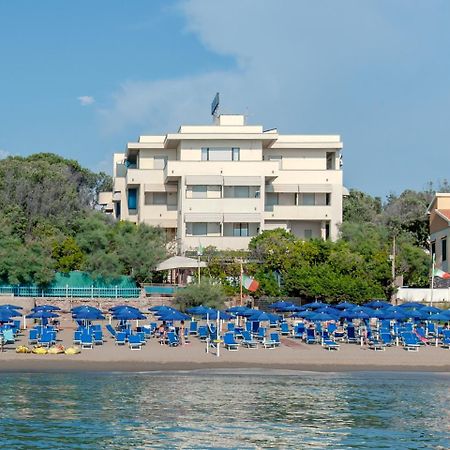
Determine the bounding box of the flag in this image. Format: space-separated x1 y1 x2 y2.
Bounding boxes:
242 274 259 292
433 268 450 279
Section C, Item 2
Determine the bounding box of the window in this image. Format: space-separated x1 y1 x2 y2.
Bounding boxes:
200 147 240 161
442 239 447 262
126 153 138 169
431 241 436 257
302 193 315 206
153 192 167 205
127 188 137 210
192 223 207 236
326 193 331 206
304 229 313 240
325 223 330 240
267 155 282 161
326 152 335 170
235 186 250 198
154 156 167 169
192 185 207 199
233 223 249 237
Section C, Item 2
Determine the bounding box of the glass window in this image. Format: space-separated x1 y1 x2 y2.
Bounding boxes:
127 188 137 210
442 239 447 262
304 229 313 239
192 223 207 236
302 193 315 206
153 192 167 205
268 155 282 161
234 186 250 198
431 241 436 257
326 193 331 206
232 147 240 161
201 148 209 161
233 223 249 237
192 185 207 199
326 152 335 170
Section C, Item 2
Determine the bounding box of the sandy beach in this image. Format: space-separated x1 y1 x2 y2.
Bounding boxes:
2 322 450 373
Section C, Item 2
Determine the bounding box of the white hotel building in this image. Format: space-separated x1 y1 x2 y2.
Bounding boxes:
99 114 345 253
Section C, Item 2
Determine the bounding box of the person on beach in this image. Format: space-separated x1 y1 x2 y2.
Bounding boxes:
158 321 167 345
179 320 185 345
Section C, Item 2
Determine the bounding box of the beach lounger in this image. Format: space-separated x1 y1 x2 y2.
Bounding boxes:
224 332 239 351
81 333 93 349
128 334 142 350
293 323 305 339
73 330 82 345
106 324 116 338
346 326 358 344
368 338 385 351
269 318 278 328
189 321 198 335
322 338 340 351
183 327 191 344
227 322 235 333
167 331 179 347
269 332 281 347
2 328 15 345
441 330 450 348
241 331 258 349
402 332 420 352
115 332 126 345
305 328 316 344
93 330 104 345
28 328 39 345
280 322 290 336
427 323 436 337
380 332 393 347
256 327 267 342
198 326 208 341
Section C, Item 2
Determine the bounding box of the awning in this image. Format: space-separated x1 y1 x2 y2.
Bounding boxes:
265 184 299 193
185 175 223 185
223 213 260 223
223 176 261 186
298 184 332 193
184 213 223 222
144 184 178 192
155 256 207 271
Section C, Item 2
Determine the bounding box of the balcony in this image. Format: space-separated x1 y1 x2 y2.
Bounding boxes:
182 236 252 251
263 205 332 220
164 160 280 181
125 168 165 185
183 198 261 214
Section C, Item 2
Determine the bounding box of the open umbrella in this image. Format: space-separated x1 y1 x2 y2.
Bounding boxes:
0 311 16 322
113 309 146 321
291 310 315 319
32 305 61 312
159 310 190 321
26 311 59 319
0 308 21 318
269 300 294 310
335 301 355 310
420 306 442 314
399 302 423 309
72 305 102 314
187 305 211 315
366 300 391 309
73 310 105 320
310 312 336 321
248 311 271 322
428 313 450 322
303 301 326 309
201 310 231 321
0 304 23 310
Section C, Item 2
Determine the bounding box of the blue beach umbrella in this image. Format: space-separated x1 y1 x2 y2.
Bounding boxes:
303 301 326 309
26 311 59 319
248 311 271 322
310 312 336 322
113 309 146 321
73 310 105 320
0 310 16 322
291 310 315 319
226 306 248 314
420 306 442 314
0 304 23 310
269 300 294 310
202 310 232 321
159 310 190 321
32 305 61 312
316 306 340 316
187 305 211 315
0 308 21 318
335 301 355 310
366 300 391 309
72 305 102 314
399 302 423 309
428 313 450 322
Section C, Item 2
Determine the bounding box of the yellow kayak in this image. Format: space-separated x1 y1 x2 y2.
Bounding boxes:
16 345 31 354
32 347 48 355
64 346 81 355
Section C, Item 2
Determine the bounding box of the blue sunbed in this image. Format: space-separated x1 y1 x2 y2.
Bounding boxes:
224 332 239 351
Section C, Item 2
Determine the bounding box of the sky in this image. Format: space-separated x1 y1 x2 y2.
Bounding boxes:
1 0 450 198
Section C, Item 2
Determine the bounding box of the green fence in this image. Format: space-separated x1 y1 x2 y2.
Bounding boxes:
0 286 141 298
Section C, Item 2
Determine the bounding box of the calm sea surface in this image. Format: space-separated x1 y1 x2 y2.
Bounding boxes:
0 370 449 449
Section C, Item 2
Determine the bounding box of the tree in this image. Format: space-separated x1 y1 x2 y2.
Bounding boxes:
174 279 226 311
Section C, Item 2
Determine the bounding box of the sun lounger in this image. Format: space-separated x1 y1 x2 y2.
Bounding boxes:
305 328 316 344
256 327 267 342
227 322 235 332
322 338 340 351
106 324 116 338
39 331 55 348
128 334 142 350
269 318 278 328
198 326 208 341
380 332 393 346
115 332 126 345
189 321 198 335
81 333 93 349
368 338 385 351
427 323 436 337
73 330 82 345
167 331 179 347
293 323 305 339
441 330 450 348
223 332 239 351
241 331 258 349
269 332 281 347
28 328 39 345
346 326 358 343
280 322 290 336
402 332 420 351
93 330 104 345
2 328 15 345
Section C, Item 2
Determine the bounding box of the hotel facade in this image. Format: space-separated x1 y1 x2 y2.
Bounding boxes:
428 193 450 273
99 114 345 253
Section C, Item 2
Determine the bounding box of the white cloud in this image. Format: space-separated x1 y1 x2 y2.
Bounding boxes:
78 95 95 106
97 0 450 195
0 149 10 159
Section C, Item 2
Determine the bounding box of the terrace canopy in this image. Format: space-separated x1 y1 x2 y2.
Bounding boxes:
155 256 207 271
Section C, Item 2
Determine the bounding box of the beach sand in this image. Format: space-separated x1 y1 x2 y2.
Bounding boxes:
1 322 450 373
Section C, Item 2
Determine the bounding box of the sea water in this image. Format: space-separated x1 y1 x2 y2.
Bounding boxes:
0 370 449 449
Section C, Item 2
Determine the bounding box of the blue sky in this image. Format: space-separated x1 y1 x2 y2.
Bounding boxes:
1 0 450 198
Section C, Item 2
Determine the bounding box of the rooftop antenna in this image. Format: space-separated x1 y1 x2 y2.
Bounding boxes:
211 92 219 122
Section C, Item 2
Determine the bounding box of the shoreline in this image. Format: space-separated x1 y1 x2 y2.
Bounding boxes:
1 359 450 374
